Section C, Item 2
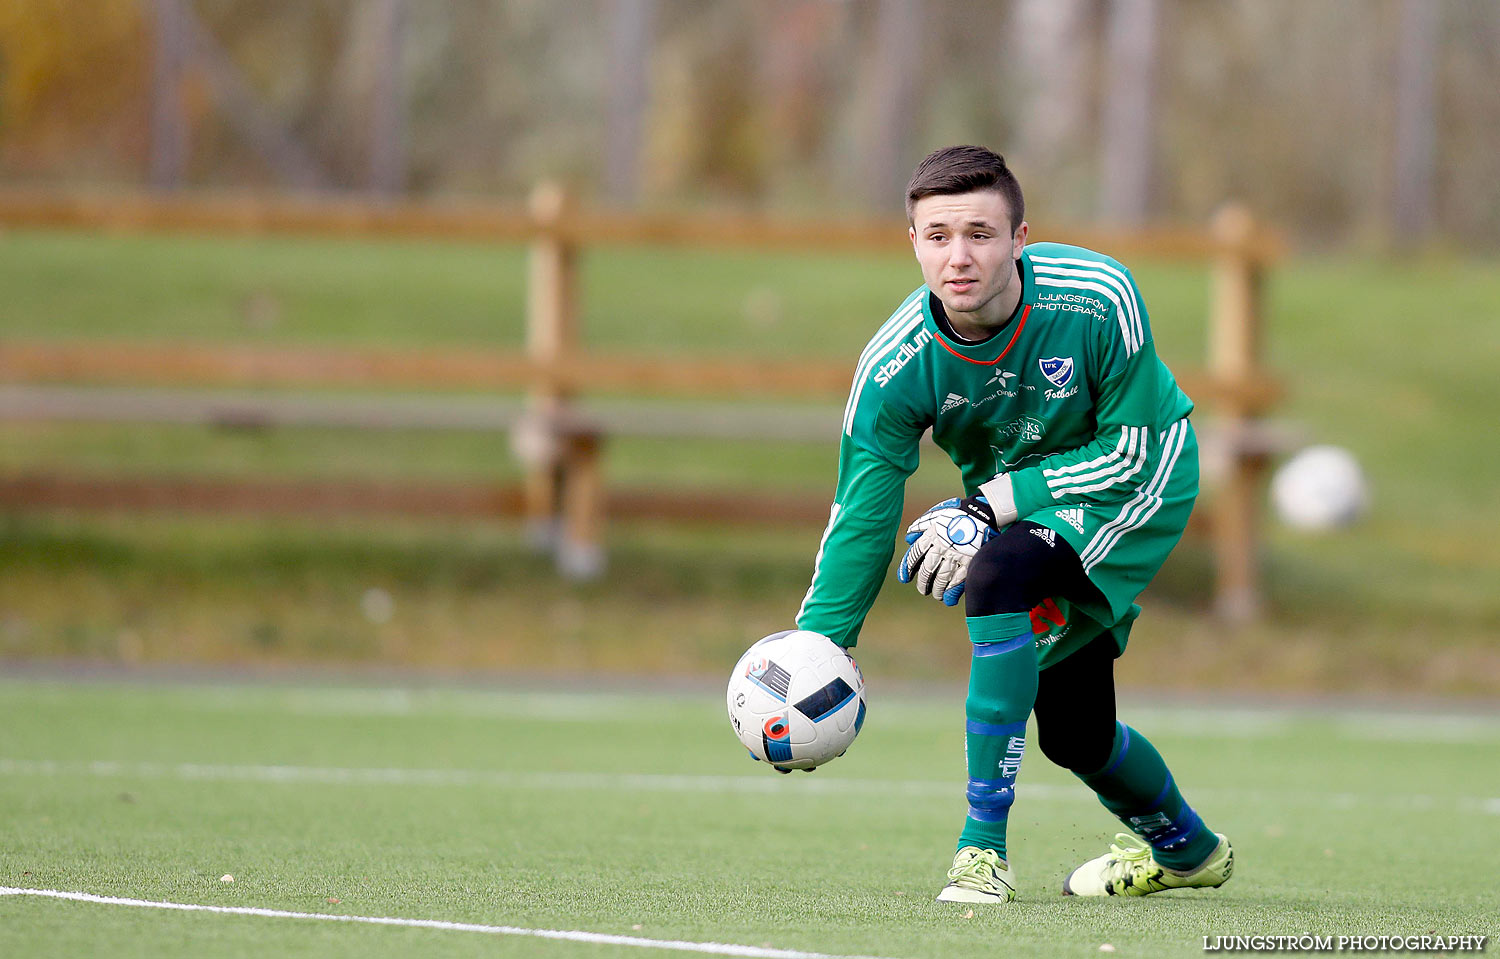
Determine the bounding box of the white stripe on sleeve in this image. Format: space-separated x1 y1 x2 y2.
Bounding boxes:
841 300 925 435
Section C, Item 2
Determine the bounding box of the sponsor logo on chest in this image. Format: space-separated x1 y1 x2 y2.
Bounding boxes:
987 368 1017 390
995 414 1047 443
1036 291 1109 320
940 392 970 414
969 368 1036 410
935 357 1079 417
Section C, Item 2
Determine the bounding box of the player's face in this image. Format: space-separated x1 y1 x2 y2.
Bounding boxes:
909 190 1027 334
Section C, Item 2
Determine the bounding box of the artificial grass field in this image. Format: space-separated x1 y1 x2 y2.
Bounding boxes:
2 677 1497 958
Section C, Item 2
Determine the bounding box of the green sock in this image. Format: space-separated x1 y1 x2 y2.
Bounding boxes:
1076 722 1219 871
956 612 1038 860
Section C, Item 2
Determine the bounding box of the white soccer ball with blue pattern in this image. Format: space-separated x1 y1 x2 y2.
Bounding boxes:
726 630 866 772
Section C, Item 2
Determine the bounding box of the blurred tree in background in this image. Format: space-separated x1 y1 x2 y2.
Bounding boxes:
0 0 147 179
2 0 1500 245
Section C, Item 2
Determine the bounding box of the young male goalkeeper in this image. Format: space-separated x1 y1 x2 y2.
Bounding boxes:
794 145 1234 904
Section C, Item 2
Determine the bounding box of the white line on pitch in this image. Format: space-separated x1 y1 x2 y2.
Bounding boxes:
0 758 980 797
10 683 1500 741
1 758 1497 814
0 887 895 959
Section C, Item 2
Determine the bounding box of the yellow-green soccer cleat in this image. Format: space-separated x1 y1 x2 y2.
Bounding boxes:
1062 832 1233 897
936 846 1018 904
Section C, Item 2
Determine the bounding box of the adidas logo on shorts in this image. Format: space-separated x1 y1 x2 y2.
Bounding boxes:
1030 527 1056 547
1055 508 1086 534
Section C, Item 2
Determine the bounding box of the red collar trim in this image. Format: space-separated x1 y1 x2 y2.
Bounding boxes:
934 304 1030 366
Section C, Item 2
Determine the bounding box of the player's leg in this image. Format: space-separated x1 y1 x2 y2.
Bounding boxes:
1034 421 1233 895
1032 633 1118 778
936 521 1078 904
1034 635 1227 887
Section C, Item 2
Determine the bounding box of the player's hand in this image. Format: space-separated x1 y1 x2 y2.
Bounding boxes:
897 496 998 606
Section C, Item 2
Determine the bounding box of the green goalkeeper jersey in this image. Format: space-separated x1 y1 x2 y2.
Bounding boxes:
795 242 1193 648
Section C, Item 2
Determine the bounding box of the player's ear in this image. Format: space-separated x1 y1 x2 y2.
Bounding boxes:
909 225 920 258
1012 221 1028 259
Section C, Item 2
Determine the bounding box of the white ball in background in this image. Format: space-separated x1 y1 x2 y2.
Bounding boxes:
1270 445 1370 531
360 587 395 625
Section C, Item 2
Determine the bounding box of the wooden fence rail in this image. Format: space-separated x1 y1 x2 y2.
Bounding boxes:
0 188 1283 620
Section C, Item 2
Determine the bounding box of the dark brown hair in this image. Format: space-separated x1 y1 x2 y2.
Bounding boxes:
905 145 1025 232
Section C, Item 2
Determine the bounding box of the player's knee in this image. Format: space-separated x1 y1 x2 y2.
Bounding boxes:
1037 720 1114 774
966 524 1056 615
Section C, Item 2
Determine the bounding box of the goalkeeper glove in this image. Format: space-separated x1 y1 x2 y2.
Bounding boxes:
897 496 999 606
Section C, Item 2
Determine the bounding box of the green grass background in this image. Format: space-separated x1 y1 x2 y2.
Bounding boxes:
2 679 1497 959
1 228 1497 693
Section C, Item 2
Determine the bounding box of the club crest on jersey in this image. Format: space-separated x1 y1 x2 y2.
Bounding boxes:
1039 356 1075 389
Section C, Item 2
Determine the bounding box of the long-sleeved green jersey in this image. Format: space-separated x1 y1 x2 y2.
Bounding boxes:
795 242 1193 648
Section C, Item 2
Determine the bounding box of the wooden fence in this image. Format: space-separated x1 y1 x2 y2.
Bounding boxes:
0 188 1284 620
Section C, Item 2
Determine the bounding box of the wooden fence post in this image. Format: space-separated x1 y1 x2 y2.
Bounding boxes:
1208 205 1268 622
558 430 606 578
522 182 606 579
522 183 581 565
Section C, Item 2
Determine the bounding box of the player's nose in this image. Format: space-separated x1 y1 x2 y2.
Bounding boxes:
948 238 973 266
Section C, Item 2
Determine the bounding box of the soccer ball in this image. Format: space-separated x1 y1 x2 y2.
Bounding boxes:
1270 445 1370 531
726 630 866 773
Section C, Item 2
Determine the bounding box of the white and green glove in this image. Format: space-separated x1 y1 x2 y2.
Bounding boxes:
898 495 1000 606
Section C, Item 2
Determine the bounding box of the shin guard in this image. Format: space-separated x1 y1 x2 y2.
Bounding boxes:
957 613 1038 857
